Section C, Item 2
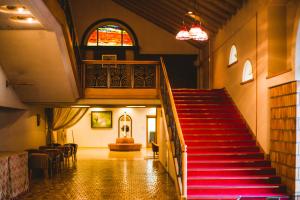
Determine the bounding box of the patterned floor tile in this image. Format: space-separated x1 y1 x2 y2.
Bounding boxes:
19 149 178 200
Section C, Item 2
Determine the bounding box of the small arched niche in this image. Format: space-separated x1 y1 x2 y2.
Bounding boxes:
242 59 254 83
228 45 238 66
118 114 132 138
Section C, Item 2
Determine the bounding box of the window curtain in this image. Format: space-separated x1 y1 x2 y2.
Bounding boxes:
45 107 88 145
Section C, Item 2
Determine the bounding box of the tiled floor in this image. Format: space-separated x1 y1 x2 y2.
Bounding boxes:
20 148 178 200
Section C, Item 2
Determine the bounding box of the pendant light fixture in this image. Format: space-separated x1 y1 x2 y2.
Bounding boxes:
176 23 191 40
175 1 208 42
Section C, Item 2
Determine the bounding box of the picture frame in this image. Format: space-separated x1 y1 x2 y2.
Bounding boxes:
91 111 112 128
102 54 117 68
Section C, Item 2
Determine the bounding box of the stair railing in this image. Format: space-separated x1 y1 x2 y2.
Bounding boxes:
159 57 187 199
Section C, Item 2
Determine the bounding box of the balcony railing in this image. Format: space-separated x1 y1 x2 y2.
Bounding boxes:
82 60 160 89
159 57 187 198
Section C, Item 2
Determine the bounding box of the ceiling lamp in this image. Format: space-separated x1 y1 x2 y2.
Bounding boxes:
176 11 208 42
0 5 31 15
175 25 191 40
10 16 39 24
189 23 208 41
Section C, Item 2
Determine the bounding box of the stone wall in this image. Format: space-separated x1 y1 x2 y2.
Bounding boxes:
270 81 297 196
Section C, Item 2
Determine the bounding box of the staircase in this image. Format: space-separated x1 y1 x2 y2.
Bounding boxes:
173 89 289 200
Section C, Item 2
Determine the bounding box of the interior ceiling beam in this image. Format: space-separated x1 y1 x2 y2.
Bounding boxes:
195 0 231 20
170 0 224 29
224 0 244 9
182 0 227 25
155 0 218 34
200 0 233 16
114 0 177 33
169 0 222 30
127 0 183 27
113 0 205 49
137 0 216 34
204 0 236 15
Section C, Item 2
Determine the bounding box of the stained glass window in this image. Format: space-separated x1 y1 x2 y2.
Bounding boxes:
87 24 133 46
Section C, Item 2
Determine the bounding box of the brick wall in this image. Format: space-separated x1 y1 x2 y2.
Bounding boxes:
270 81 297 196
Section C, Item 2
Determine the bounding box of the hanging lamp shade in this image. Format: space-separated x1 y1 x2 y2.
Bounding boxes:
189 23 208 41
176 26 191 40
193 28 208 41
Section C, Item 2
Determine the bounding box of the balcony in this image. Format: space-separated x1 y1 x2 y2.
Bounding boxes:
82 60 160 100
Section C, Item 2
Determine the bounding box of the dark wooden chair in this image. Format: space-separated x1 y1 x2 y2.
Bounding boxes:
65 143 78 161
28 153 49 179
151 142 159 159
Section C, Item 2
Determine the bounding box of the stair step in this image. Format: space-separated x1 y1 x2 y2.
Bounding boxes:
188 184 283 189
186 141 257 146
187 194 289 200
188 174 281 184
188 167 275 176
174 96 228 101
172 89 225 93
184 135 253 141
180 118 242 123
187 169 275 179
176 104 235 109
175 100 233 104
182 130 250 135
181 123 245 129
178 113 240 118
188 146 260 153
187 186 286 196
188 152 264 160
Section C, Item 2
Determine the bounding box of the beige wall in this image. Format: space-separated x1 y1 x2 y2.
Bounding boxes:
70 0 198 54
66 107 156 147
0 65 26 109
0 106 46 151
211 0 300 153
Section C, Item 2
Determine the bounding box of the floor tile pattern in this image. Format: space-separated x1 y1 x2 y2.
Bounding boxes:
20 150 177 200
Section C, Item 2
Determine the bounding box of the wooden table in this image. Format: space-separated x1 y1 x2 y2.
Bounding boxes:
0 151 29 199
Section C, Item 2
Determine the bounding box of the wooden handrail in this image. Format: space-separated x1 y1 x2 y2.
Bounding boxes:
160 57 186 150
82 60 160 65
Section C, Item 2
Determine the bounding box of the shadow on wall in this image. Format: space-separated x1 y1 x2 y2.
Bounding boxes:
0 108 25 129
137 54 198 88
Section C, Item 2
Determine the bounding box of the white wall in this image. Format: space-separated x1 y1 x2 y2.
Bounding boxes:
0 106 46 151
66 107 156 147
70 0 198 54
211 0 299 153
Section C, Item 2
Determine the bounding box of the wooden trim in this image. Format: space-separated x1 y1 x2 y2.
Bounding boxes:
82 60 160 65
269 80 297 89
227 60 238 68
84 88 158 99
266 68 292 79
240 78 254 85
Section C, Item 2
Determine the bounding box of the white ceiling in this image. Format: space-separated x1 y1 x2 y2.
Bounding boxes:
0 0 79 103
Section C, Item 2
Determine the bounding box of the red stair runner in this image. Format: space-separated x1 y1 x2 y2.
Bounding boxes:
173 89 289 200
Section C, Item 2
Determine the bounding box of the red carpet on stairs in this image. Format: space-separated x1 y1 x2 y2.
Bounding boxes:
173 89 289 200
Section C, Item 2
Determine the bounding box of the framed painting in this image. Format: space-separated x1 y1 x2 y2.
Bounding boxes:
102 54 117 68
91 111 112 128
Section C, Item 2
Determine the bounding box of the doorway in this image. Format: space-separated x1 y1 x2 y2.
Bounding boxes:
146 115 157 148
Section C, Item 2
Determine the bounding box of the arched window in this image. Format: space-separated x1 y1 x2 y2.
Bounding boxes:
229 45 238 65
242 60 254 82
86 24 134 46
